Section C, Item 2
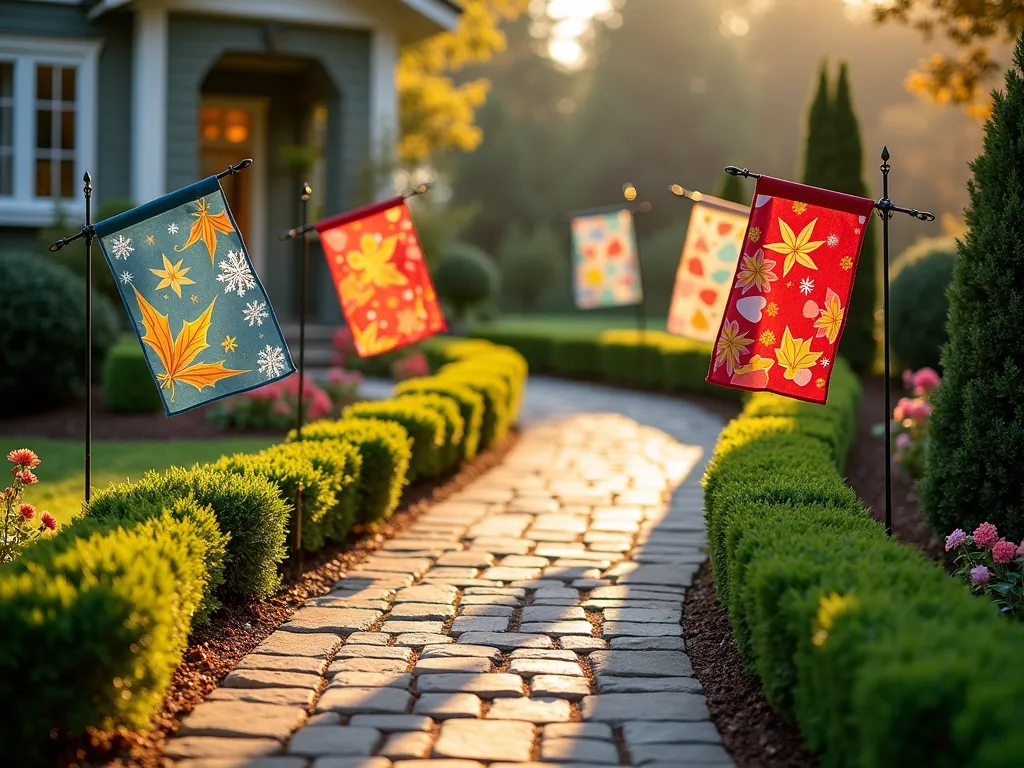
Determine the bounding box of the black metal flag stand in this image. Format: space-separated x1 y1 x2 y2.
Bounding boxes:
83 173 94 503
292 182 312 558
723 147 935 536
47 159 254 508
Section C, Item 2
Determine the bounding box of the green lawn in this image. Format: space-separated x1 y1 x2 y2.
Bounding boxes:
471 314 668 334
6 437 275 526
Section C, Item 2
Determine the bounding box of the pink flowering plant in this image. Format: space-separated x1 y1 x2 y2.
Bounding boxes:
945 521 1024 617
1 448 58 563
392 350 430 381
879 367 941 479
209 371 360 431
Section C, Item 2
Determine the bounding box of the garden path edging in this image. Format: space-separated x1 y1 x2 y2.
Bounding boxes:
166 379 730 767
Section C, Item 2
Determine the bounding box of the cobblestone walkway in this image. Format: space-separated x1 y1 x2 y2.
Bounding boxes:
167 379 730 767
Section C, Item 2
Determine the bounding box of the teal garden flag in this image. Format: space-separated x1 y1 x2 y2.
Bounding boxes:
94 175 294 415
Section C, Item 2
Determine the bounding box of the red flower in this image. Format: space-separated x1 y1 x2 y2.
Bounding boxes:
19 503 35 520
40 512 57 531
7 449 40 468
19 470 38 485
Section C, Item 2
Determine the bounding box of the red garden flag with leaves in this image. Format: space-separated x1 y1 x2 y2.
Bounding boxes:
316 197 446 358
706 175 875 403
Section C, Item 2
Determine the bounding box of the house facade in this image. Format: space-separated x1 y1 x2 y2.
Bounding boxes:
0 0 458 323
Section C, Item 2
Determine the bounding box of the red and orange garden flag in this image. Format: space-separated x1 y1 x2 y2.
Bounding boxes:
706 176 875 404
316 197 446 358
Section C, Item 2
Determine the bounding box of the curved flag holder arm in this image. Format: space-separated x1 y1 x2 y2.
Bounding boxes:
48 158 254 253
720 149 936 537
279 181 434 241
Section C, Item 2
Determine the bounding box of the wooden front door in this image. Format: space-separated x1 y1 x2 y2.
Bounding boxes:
198 97 267 271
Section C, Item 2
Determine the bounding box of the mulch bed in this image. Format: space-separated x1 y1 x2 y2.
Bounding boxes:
685 563 818 768
49 432 519 768
845 375 942 558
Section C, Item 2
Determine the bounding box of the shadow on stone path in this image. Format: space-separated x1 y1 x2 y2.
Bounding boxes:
165 378 731 767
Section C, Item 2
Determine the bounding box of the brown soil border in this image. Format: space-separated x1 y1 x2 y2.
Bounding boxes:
51 433 518 768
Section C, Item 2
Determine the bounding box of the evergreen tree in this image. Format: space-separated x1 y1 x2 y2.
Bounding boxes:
799 60 876 372
801 62 835 189
830 62 877 373
715 172 749 205
921 36 1024 539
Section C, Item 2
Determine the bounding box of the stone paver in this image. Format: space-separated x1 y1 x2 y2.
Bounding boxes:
167 391 730 766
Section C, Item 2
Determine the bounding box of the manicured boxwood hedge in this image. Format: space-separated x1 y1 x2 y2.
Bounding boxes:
0 338 526 750
705 358 1024 767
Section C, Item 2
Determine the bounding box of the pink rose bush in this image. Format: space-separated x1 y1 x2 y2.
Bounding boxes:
946 520 1024 618
392 350 430 381
890 367 941 480
1 448 58 562
209 370 361 431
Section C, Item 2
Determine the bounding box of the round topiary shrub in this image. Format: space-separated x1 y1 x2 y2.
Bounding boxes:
889 236 957 372
0 253 119 414
102 342 163 413
433 243 498 324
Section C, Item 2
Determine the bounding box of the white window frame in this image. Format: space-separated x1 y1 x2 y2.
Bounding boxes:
0 35 101 227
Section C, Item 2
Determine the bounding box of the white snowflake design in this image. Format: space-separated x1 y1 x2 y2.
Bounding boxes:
110 235 134 260
800 277 815 295
854 227 861 235
827 234 839 247
257 345 287 379
243 300 270 327
216 250 256 297
821 357 831 368
119 270 133 285
168 222 179 235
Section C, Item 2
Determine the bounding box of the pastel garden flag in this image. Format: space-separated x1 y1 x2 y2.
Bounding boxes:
570 208 643 310
666 196 749 342
94 175 294 416
706 175 875 404
315 197 446 357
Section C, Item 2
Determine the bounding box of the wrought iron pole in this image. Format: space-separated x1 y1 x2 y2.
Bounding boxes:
293 181 311 557
878 147 895 536
83 172 93 504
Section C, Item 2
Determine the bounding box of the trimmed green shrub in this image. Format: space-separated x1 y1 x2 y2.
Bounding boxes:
470 328 554 372
497 222 565 314
394 392 465 471
551 335 603 379
889 236 957 372
343 401 446 482
704 350 1024 765
394 377 485 461
922 39 1024 540
433 243 499 321
597 329 664 388
214 444 338 553
102 341 163 413
437 364 511 446
0 506 212 756
291 419 411 524
0 253 119 413
87 465 289 599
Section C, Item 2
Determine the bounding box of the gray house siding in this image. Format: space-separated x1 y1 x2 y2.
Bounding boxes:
0 1 132 216
166 15 371 323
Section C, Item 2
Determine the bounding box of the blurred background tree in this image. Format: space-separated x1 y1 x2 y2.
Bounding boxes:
874 0 1024 120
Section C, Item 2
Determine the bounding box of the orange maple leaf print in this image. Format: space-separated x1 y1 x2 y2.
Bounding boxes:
352 320 400 357
174 197 235 265
133 287 249 401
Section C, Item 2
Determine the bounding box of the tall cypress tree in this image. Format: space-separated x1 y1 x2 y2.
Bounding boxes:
830 62 877 373
922 36 1024 539
801 62 834 190
799 61 876 373
715 172 749 205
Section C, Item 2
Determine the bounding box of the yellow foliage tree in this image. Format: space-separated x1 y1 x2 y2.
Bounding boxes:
875 0 1024 120
397 0 528 161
